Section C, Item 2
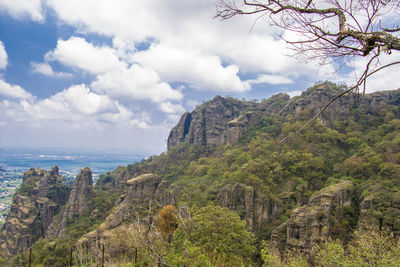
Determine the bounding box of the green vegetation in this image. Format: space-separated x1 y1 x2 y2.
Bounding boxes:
3 83 400 265
261 227 400 267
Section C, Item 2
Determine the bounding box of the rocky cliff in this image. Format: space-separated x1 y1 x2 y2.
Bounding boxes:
1 82 400 265
218 183 283 233
100 173 174 230
0 167 70 256
47 167 94 238
167 95 261 149
168 82 399 150
271 180 357 251
78 173 175 257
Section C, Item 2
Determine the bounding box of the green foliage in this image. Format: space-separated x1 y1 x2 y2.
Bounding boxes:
7 85 400 265
260 227 400 267
16 175 42 195
172 205 256 266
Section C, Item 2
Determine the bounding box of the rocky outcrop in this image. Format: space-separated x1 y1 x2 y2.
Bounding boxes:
167 92 293 150
218 183 283 233
101 173 174 229
80 173 174 246
271 180 356 251
167 96 259 149
284 82 356 121
0 167 70 256
358 187 400 235
47 167 94 237
284 82 400 124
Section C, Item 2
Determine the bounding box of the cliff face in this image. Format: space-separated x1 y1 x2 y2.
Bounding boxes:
218 183 283 233
2 83 399 264
167 95 261 149
100 173 174 230
0 167 70 256
47 167 94 238
271 180 357 251
79 173 174 254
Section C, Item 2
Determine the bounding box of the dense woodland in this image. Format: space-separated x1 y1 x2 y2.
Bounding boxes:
1 82 400 266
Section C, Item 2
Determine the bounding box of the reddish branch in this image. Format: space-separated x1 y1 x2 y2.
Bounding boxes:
216 0 400 59
216 0 400 141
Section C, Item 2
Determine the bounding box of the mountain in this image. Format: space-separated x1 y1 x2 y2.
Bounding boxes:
0 167 69 257
1 82 400 266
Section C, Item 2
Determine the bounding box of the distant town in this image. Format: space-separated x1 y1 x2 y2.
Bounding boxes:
0 168 23 225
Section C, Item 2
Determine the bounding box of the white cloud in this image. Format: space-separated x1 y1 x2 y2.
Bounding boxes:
344 51 400 93
0 96 165 153
46 37 126 74
0 0 44 22
31 62 72 78
46 0 157 41
0 79 33 99
135 44 250 92
46 0 330 86
91 64 182 103
287 90 303 98
0 41 7 70
159 101 185 114
47 84 117 115
247 74 294 85
0 83 155 129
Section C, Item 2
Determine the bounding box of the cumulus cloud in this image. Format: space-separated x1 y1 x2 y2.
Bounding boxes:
1 0 355 153
31 62 72 78
91 64 182 103
46 0 327 85
0 79 33 99
247 74 294 85
46 84 117 115
0 96 163 153
344 51 400 93
0 83 155 127
0 41 7 70
46 37 126 74
46 0 158 41
0 0 44 22
135 44 249 92
159 101 185 114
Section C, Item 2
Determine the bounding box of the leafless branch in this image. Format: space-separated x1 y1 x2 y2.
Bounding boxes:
216 0 400 142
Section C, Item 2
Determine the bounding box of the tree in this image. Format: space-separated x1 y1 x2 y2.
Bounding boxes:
158 205 178 240
172 204 256 266
216 0 400 129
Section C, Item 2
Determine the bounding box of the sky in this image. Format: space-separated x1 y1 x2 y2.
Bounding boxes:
0 0 399 156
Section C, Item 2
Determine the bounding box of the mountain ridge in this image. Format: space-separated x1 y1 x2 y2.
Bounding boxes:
1 82 400 266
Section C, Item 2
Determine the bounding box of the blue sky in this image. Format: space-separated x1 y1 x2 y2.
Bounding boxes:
0 0 398 155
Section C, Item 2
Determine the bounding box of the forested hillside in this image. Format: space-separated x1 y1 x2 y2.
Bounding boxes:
1 82 400 266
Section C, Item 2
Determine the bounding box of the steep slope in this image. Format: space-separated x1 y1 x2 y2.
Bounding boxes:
47 167 94 238
271 180 357 251
2 82 400 266
0 167 70 256
167 93 290 149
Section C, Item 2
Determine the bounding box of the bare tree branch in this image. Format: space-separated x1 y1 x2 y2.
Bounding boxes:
216 0 400 142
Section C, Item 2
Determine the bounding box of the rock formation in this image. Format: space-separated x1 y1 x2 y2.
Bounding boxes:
271 180 356 251
47 167 94 237
358 186 400 235
101 173 174 229
0 167 70 256
167 95 260 149
80 173 174 245
218 183 283 233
